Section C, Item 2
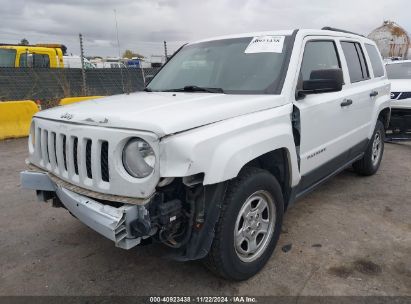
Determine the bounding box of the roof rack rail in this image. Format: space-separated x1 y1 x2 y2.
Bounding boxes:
321 27 365 37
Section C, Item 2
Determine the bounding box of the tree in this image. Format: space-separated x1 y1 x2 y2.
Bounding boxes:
122 49 144 59
19 38 29 45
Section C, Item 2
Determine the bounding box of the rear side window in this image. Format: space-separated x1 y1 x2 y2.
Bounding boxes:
300 41 340 81
365 44 385 77
19 53 50 68
32 54 50 68
341 42 369 83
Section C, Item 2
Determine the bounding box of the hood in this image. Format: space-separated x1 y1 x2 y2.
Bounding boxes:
390 79 411 92
36 92 287 137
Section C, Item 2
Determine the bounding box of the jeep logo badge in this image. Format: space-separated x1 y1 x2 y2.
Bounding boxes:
60 113 73 120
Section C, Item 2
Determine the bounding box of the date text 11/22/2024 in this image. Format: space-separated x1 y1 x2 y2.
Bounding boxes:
149 296 257 303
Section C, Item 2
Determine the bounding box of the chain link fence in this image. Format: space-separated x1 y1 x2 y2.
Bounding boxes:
0 67 160 108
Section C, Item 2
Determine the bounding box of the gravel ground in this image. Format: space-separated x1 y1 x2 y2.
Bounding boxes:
0 138 410 296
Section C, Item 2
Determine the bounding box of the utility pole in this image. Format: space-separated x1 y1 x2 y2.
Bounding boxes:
114 9 125 93
79 33 87 95
164 41 168 62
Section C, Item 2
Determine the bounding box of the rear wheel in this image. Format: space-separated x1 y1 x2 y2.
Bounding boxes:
203 167 284 281
353 120 385 176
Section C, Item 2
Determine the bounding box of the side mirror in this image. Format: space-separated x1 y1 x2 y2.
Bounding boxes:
298 69 343 98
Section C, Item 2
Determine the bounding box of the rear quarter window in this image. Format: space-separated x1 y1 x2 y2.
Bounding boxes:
365 44 385 77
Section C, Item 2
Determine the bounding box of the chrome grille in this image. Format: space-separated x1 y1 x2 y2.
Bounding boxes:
398 92 411 100
391 92 401 100
34 126 110 184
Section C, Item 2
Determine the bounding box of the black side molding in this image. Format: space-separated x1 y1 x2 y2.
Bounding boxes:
288 138 369 205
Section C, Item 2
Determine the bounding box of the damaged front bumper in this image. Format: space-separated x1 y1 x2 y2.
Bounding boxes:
20 170 151 249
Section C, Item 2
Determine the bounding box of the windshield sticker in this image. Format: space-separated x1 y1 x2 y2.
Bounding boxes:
244 35 285 54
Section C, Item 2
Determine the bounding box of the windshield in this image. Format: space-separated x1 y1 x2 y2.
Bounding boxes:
147 36 292 94
0 49 16 67
386 62 411 79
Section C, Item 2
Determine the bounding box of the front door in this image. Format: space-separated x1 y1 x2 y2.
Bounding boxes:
294 38 356 192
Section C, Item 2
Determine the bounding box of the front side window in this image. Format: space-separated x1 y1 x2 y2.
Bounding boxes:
0 49 16 67
365 44 384 77
386 62 411 79
147 36 292 94
341 42 369 83
300 40 340 82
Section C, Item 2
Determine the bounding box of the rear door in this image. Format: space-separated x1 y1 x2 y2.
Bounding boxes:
338 39 376 143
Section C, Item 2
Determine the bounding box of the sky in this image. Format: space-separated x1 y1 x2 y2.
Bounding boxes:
1 0 410 58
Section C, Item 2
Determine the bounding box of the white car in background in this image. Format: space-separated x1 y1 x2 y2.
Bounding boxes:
386 60 411 138
94 61 127 69
63 56 95 69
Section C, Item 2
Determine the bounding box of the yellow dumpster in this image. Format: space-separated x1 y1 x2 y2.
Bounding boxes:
0 100 39 140
59 96 104 106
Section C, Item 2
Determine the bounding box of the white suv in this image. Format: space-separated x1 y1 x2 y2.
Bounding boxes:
21 28 391 280
385 60 411 138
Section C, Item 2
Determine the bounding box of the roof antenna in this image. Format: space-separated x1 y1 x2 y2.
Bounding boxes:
113 9 125 93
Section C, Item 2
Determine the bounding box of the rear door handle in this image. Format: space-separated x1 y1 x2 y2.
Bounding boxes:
341 99 353 107
370 91 379 97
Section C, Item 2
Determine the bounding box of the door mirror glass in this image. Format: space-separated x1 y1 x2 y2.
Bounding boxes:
301 68 343 95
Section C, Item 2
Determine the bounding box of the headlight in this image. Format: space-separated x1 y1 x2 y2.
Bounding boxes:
122 138 155 178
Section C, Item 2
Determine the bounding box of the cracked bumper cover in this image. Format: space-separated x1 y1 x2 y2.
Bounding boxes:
20 170 147 249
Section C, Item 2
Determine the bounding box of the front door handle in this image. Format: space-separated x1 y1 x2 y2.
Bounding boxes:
341 99 353 107
370 91 379 97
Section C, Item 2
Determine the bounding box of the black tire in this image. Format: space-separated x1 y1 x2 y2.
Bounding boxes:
353 120 385 176
203 167 284 281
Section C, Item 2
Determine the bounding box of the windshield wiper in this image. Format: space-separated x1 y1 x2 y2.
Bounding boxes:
164 85 224 93
143 87 152 92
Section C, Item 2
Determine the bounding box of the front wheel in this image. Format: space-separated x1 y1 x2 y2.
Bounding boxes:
353 120 385 176
203 167 284 281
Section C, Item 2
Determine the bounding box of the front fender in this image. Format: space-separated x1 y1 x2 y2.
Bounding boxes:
159 104 300 187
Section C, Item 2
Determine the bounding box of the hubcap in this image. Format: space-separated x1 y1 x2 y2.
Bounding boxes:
371 131 382 166
234 190 276 263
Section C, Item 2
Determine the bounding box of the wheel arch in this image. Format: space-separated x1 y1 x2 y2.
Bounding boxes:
378 107 391 130
238 148 293 210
